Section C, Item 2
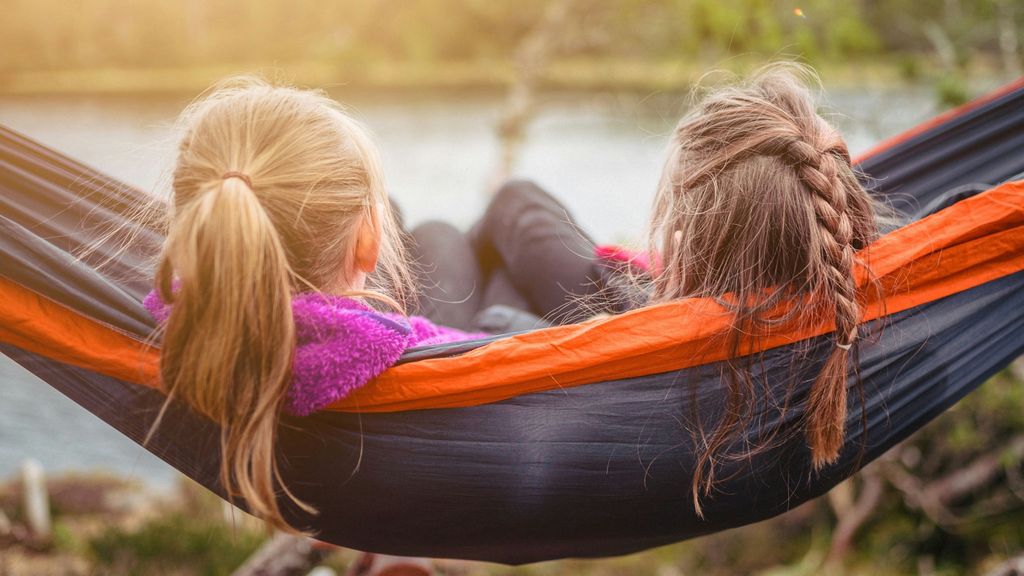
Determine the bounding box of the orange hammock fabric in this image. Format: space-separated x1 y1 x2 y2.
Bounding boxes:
2 179 1023 412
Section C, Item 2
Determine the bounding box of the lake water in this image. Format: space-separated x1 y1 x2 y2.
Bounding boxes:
0 86 939 487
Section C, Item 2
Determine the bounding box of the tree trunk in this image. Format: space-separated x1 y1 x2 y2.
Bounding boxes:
997 0 1022 79
495 0 574 181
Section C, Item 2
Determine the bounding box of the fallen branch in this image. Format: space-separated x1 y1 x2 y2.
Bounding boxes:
984 552 1024 576
232 532 328 576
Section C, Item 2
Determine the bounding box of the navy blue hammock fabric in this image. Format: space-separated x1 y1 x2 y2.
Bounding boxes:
1 81 1024 564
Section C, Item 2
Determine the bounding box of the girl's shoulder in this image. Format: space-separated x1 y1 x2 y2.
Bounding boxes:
286 296 487 413
287 293 414 416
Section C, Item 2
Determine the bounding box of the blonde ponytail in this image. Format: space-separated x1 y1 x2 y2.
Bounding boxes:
152 77 414 531
158 175 301 529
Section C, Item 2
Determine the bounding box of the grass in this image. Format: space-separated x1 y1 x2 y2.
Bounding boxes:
85 479 264 576
88 512 264 576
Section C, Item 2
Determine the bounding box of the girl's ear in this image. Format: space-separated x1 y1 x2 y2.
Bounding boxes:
354 205 382 274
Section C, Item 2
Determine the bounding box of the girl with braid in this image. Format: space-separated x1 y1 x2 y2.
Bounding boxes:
449 63 889 513
415 63 888 502
393 63 987 520
645 63 884 510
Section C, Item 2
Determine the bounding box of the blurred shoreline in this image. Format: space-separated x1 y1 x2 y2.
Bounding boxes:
0 56 1007 97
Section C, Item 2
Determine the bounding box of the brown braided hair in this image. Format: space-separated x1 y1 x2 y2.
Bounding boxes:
647 63 881 514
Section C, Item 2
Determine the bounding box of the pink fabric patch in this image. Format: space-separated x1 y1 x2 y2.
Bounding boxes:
594 245 660 275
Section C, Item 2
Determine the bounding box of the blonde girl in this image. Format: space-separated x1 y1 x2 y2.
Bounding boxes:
146 77 481 530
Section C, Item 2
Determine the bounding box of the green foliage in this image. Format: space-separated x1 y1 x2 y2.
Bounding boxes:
88 512 264 576
51 520 82 555
826 13 882 58
935 75 970 107
897 56 923 81
1 0 1018 73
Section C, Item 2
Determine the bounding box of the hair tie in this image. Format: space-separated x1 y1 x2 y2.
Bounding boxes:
221 171 253 189
835 341 853 351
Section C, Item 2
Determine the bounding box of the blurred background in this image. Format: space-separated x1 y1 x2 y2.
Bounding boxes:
1 1 1022 574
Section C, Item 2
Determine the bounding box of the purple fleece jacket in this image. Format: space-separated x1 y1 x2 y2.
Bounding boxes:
143 291 485 416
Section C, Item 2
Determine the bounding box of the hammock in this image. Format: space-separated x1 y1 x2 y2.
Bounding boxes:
1 79 1023 564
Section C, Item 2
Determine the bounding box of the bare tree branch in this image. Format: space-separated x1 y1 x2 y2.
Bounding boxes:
882 435 1024 529
997 0 1022 79
495 0 575 182
923 22 957 71
922 435 1024 507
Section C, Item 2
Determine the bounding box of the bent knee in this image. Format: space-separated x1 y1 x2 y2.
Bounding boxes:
411 220 462 239
491 179 548 209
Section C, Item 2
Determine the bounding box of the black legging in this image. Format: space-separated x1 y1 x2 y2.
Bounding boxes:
407 180 992 332
408 180 606 330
